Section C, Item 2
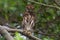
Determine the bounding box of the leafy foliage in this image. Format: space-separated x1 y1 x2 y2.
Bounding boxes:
0 0 60 40
14 32 24 40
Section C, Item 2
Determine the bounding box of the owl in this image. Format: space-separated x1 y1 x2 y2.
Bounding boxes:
22 4 35 35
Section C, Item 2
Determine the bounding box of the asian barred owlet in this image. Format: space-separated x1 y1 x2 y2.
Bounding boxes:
22 4 35 34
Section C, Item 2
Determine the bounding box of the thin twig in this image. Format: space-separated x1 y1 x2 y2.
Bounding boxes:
28 0 60 10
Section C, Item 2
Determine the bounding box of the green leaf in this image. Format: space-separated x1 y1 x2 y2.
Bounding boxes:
38 0 44 3
14 32 24 40
5 13 8 21
57 10 60 16
46 8 55 15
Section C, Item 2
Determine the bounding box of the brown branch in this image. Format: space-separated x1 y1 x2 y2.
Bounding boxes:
35 31 56 37
0 25 41 40
0 26 14 40
28 0 60 10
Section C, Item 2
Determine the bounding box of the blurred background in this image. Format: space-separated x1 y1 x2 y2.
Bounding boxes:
0 0 60 40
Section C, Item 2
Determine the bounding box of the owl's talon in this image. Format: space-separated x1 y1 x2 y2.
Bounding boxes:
23 30 32 35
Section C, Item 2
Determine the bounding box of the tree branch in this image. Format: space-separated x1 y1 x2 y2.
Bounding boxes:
28 0 60 10
0 25 41 40
0 26 14 40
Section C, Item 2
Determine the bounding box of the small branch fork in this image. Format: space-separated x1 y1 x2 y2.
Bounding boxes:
0 26 14 40
0 25 41 40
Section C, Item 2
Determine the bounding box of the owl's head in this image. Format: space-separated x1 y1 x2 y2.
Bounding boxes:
26 4 34 12
26 4 34 9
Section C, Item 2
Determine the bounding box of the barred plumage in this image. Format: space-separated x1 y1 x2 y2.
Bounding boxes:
22 4 35 34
